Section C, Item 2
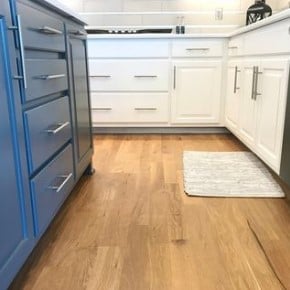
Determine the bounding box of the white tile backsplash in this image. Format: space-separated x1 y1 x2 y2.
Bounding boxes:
58 0 287 26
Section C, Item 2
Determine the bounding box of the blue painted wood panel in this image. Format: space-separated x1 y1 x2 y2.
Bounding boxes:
31 144 74 236
68 28 93 179
24 96 72 173
0 13 34 290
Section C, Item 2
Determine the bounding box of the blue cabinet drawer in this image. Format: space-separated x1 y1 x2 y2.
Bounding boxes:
18 2 65 52
25 59 68 102
30 144 74 236
24 96 72 173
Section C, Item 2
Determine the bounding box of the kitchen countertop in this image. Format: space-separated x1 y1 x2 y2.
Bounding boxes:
33 0 290 38
32 0 86 24
87 8 290 39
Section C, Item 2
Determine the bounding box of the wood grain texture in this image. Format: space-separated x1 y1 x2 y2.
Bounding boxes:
10 134 290 290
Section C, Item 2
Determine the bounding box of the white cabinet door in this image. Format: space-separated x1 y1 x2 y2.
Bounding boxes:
225 60 242 133
255 59 289 173
239 60 258 148
171 61 222 125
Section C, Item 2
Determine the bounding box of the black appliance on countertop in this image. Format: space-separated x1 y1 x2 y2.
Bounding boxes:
246 0 272 25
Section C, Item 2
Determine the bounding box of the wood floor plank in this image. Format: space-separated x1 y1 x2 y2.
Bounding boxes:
9 134 290 290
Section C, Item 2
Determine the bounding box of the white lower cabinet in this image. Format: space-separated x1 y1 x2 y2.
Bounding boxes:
225 60 242 132
91 93 169 125
255 59 289 172
239 60 258 148
225 58 289 173
171 60 222 125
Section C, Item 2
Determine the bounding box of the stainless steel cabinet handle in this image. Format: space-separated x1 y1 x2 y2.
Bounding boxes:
173 65 176 90
228 46 238 49
16 15 27 89
35 74 66 80
39 26 63 35
251 66 257 100
134 108 157 111
70 30 86 36
134 75 158 78
45 122 70 134
254 67 262 100
91 75 111 78
48 173 73 193
92 108 112 111
186 48 210 51
234 66 241 94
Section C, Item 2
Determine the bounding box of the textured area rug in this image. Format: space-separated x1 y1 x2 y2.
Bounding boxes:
183 151 285 198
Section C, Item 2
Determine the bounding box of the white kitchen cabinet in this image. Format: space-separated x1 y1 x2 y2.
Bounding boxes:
90 92 169 125
239 60 258 148
255 59 289 172
225 57 289 173
225 60 242 133
171 60 222 125
89 59 169 92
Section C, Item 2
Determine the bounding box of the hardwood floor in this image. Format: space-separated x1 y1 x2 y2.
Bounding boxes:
10 134 290 290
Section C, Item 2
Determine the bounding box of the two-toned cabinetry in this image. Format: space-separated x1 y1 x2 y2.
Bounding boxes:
0 0 93 288
225 19 290 174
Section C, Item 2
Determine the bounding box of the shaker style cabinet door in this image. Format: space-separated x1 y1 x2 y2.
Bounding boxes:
239 60 258 148
255 59 289 173
0 17 33 290
68 28 93 177
225 61 242 133
171 61 222 125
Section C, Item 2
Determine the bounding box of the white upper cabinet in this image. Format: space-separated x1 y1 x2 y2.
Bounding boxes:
171 60 222 125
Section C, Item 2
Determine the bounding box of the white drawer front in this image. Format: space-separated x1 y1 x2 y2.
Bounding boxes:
91 93 169 123
88 39 170 58
89 60 169 92
244 19 290 56
172 39 224 57
228 36 244 57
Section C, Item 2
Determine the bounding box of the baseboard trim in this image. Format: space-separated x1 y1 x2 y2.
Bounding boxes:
93 127 230 134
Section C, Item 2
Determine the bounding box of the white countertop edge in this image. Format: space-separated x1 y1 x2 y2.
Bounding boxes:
229 8 290 37
40 0 86 24
87 33 229 39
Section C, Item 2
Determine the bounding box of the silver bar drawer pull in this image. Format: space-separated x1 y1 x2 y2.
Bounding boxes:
45 122 70 135
234 66 241 94
35 74 66 80
186 48 210 51
134 108 157 111
134 75 158 78
254 68 263 100
70 30 86 36
228 46 238 49
91 75 111 78
38 26 63 35
251 66 257 100
48 173 73 193
93 108 112 111
17 15 28 89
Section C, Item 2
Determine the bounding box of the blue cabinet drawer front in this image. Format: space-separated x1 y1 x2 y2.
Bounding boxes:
25 59 68 102
18 2 65 52
25 96 72 173
31 144 74 236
